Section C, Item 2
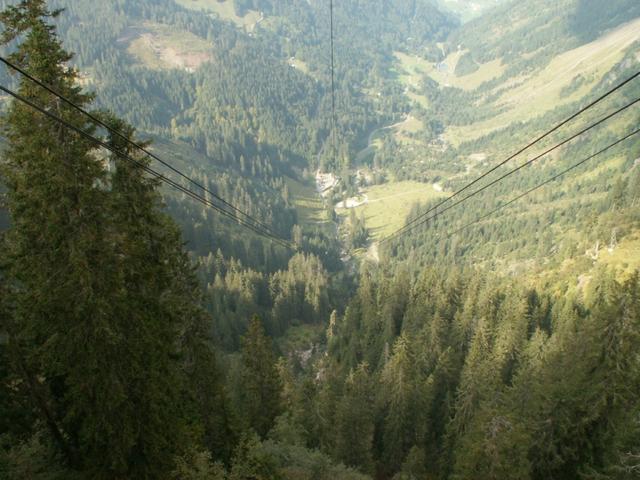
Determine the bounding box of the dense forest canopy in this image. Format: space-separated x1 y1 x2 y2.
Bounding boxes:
0 0 639 479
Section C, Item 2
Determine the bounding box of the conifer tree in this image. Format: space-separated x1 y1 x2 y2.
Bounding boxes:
449 316 495 439
334 363 375 473
393 446 428 480
240 315 282 438
1 0 116 471
380 335 430 475
0 2 219 476
576 271 640 477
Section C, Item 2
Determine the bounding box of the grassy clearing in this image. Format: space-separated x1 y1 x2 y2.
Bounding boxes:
568 155 625 185
445 17 640 146
174 0 261 30
354 115 425 164
284 177 330 228
397 115 423 134
356 129 385 161
399 47 505 92
126 22 213 71
533 230 640 293
394 51 431 80
337 181 446 240
597 233 640 278
128 36 164 70
393 115 423 144
393 52 431 109
443 57 504 90
495 18 640 109
355 145 376 164
406 90 429 109
289 58 310 74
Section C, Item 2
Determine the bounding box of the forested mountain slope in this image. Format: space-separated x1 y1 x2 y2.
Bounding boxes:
0 0 459 344
0 0 456 271
352 0 640 286
1 0 639 479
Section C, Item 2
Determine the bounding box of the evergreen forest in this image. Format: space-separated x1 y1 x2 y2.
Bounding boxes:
0 0 639 479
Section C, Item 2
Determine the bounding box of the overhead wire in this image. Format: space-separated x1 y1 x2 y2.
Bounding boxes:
0 84 295 251
381 94 640 245
0 55 282 239
443 126 640 240
380 69 640 244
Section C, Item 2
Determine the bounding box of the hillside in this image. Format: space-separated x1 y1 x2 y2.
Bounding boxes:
1 1 639 479
12 0 455 272
337 0 640 285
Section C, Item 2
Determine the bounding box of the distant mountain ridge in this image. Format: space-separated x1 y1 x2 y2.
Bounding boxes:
448 0 640 64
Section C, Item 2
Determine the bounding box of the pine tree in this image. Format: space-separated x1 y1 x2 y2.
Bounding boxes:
1 0 116 471
393 446 428 480
449 316 495 440
334 363 375 473
240 315 282 438
380 335 430 475
228 432 279 480
0 3 217 477
576 271 640 478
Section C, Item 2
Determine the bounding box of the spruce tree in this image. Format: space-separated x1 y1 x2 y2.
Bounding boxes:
240 315 282 438
380 335 430 475
334 363 375 473
0 2 218 477
1 0 114 471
